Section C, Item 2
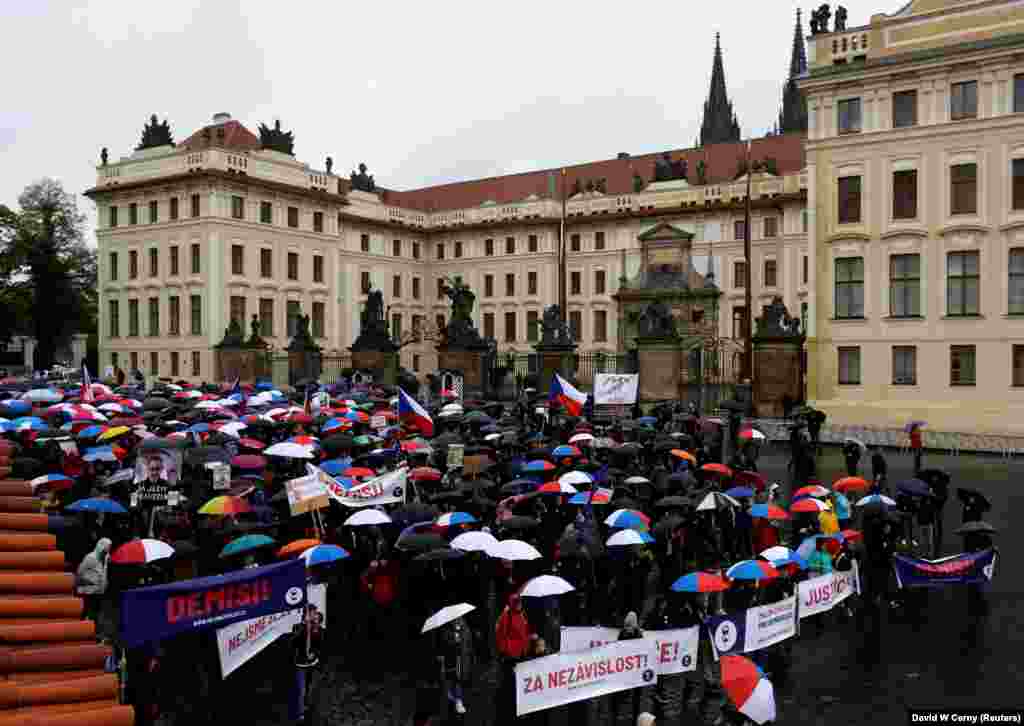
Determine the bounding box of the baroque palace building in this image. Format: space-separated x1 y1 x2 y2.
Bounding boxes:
801 0 1024 434
85 28 810 385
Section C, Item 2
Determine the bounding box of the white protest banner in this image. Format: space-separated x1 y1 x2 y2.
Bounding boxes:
798 562 859 619
206 462 230 491
331 468 407 508
217 583 327 678
594 374 640 406
370 415 386 430
447 444 464 469
560 626 699 674
515 638 658 716
744 595 798 652
560 626 619 654
285 465 331 515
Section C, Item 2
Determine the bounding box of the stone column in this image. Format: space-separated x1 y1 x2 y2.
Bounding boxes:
22 338 36 373
634 336 682 403
71 334 89 367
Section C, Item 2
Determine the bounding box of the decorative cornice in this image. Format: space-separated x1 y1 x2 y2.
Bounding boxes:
880 228 929 240
937 224 992 237
825 231 872 244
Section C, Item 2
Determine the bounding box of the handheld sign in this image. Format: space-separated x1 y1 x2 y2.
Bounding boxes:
447 444 465 469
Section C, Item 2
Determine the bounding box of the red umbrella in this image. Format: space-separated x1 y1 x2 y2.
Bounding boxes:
110 539 175 565
237 438 266 451
231 454 267 470
734 470 766 492
401 440 426 452
701 463 733 478
289 413 314 425
834 476 869 493
343 467 375 479
409 467 442 482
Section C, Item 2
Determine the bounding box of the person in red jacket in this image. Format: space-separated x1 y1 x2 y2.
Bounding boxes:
910 425 923 473
495 593 531 660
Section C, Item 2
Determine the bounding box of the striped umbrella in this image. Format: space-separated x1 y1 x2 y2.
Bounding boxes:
607 529 654 546
721 655 776 724
726 559 780 581
436 512 477 528
278 538 322 558
793 484 830 499
569 488 613 505
604 509 651 530
750 503 789 520
537 481 578 495
671 571 731 593
199 496 252 515
790 497 830 514
111 539 175 565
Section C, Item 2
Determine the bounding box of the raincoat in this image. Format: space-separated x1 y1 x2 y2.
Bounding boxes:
495 597 531 659
75 538 111 595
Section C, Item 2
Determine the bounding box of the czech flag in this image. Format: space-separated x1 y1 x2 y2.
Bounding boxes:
398 388 434 437
549 373 586 417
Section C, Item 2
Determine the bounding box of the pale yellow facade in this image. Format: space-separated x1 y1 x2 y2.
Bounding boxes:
802 0 1024 434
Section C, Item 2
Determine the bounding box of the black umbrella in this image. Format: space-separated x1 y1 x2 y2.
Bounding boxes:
185 446 231 467
653 515 686 537
611 497 641 511
556 533 603 558
896 478 930 497
501 481 537 496
321 435 355 456
956 487 992 511
397 532 447 552
140 437 189 451
391 503 441 527
429 490 467 503
143 397 171 411
459 478 495 493
655 496 691 509
413 547 465 562
501 515 539 531
953 520 998 536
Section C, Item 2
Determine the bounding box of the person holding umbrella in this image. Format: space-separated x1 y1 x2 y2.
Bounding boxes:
75 537 112 622
842 439 862 476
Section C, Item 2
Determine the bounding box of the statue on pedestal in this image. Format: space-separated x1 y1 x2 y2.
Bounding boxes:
539 305 573 346
351 288 396 352
247 314 266 347
440 277 487 349
350 163 376 193
217 318 245 348
259 119 295 155
325 156 333 175
100 148 108 166
638 301 678 338
653 153 689 182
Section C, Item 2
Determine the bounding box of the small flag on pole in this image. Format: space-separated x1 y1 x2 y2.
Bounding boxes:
81 363 94 403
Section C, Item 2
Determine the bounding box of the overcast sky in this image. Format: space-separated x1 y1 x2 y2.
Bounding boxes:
2 0 884 242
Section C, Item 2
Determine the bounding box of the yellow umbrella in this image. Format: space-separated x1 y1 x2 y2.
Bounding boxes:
97 425 131 442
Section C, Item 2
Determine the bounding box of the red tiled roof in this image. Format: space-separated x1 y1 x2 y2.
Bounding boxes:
180 120 260 152
381 133 805 213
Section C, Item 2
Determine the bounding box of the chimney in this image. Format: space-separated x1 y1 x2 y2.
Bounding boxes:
617 152 631 159
212 112 232 125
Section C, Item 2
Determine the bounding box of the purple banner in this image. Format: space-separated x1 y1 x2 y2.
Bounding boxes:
893 548 997 589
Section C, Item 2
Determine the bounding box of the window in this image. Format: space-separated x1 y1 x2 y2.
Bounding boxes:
734 260 747 288
837 98 862 134
570 234 580 252
169 246 179 276
287 301 301 338
570 311 582 341
393 274 402 298
506 237 515 254
259 298 274 337
436 278 445 299
111 352 118 369
169 296 180 335
483 238 494 257
889 254 920 317
109 252 118 281
230 296 246 327
412 242 420 260
129 203 138 225
1016 74 1024 114
413 354 421 372
231 196 244 220
313 255 324 284
169 197 179 221
527 311 539 341
361 234 370 253
260 201 272 224
108 300 119 337
287 252 299 281
763 217 778 238
391 314 402 341
801 302 808 333
483 313 495 339
191 351 200 377
802 210 808 233
313 212 323 233
312 302 325 338
170 351 180 377
835 257 865 319
362 271 371 294
190 295 201 335
436 314 446 332
837 175 862 224
484 275 494 297
128 299 139 337
732 306 748 339
1010 249 1024 314
191 244 200 274
412 315 423 336
505 312 517 342
764 259 777 287
892 169 918 219
436 242 444 259
893 90 917 128
528 235 538 253
950 80 978 120
148 297 159 336
191 194 200 218
893 346 917 385
131 352 138 372
1013 159 1024 210
505 273 515 297
734 221 747 241
412 277 421 300
109 206 118 228
571 271 581 295
1014 345 1024 387
287 206 299 228
528 271 538 295
231 245 244 275
149 200 158 224
594 310 608 342
950 163 977 215
129 251 138 279
260 249 272 278
455 241 463 258
951 345 976 385
595 270 606 295
392 239 401 257
802 255 808 284
947 251 980 316
595 231 606 250
150 352 158 376
838 347 861 384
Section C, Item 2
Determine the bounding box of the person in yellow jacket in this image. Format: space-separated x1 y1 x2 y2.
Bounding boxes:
818 503 840 536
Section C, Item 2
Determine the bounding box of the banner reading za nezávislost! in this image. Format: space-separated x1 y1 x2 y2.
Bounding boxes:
120 559 307 647
515 638 658 716
559 626 699 676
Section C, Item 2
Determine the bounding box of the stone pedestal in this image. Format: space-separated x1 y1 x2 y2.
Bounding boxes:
752 296 806 418
215 347 270 383
71 334 89 367
352 350 398 385
21 338 35 372
438 347 489 397
533 345 578 398
635 337 682 402
288 349 322 386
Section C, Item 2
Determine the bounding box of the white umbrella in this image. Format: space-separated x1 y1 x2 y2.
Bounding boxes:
569 433 594 444
344 509 392 527
441 403 463 414
484 433 502 442
451 531 499 553
422 603 476 634
625 475 650 485
606 529 654 547
520 575 575 597
759 546 796 563
486 539 542 561
218 421 247 437
24 389 62 403
695 492 740 511
264 442 314 459
559 471 593 486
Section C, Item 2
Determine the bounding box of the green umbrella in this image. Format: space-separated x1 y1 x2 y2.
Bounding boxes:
220 534 276 559
464 410 490 422
353 435 372 446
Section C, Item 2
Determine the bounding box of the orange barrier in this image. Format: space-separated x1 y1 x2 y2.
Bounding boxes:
4 668 107 684
0 596 83 619
0 574 75 595
0 621 95 644
0 643 110 674
0 514 49 533
0 698 119 721
0 673 118 709
0 552 64 571
0 483 26 498
0 535 56 553
0 704 136 726
0 470 13 482
0 499 41 514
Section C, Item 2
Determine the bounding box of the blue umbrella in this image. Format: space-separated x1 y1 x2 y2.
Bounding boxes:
0 421 12 433
67 497 128 514
302 544 350 566
321 418 346 434
77 425 107 440
637 416 658 426
13 416 46 429
187 423 211 434
896 478 930 497
0 400 31 416
725 486 755 499
320 458 352 476
220 534 277 558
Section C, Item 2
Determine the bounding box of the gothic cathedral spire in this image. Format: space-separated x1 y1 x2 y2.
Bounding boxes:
778 8 809 134
699 33 742 147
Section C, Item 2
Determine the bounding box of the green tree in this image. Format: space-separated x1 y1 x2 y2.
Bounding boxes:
0 179 97 370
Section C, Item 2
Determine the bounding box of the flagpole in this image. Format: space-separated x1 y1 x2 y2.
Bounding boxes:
744 141 754 385
559 168 568 324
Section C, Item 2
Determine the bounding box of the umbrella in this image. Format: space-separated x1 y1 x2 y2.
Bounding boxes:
896 478 930 497
231 454 267 470
750 503 789 520
904 420 927 433
790 498 830 514
97 426 131 442
843 437 867 452
537 481 578 495
834 476 869 493
344 509 391 526
758 546 807 570
855 494 897 508
671 572 731 593
66 497 127 514
343 467 376 479
559 471 593 486
637 416 658 426
435 512 477 528
569 489 613 505
670 449 697 464
237 438 266 451
422 603 476 634
111 539 175 565
655 495 691 509
76 425 108 440
793 485 830 499
264 442 314 459
796 535 842 560
606 529 654 546
604 509 651 530
953 521 998 536
220 534 277 558
624 475 651 486
486 539 542 561
450 531 499 553
29 474 73 491
278 539 322 558
701 463 733 477
721 655 776 725
414 548 465 562
737 429 766 442
524 460 555 473
724 486 755 499
569 433 594 444
694 491 740 511
551 445 581 459
410 467 443 482
520 575 575 597
302 544 350 566
199 496 252 515
24 389 63 404
726 560 780 581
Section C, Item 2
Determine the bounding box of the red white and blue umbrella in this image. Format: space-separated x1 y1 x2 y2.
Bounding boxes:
750 503 789 520
790 497 830 514
721 655 776 724
559 471 593 486
569 488 613 505
671 571 731 593
758 546 807 570
604 509 651 530
606 529 655 546
551 445 582 458
524 460 555 473
111 538 175 565
435 512 477 528
793 484 830 499
302 544 350 566
30 474 74 492
1 400 32 416
726 559 780 581
537 481 578 495
855 493 897 508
